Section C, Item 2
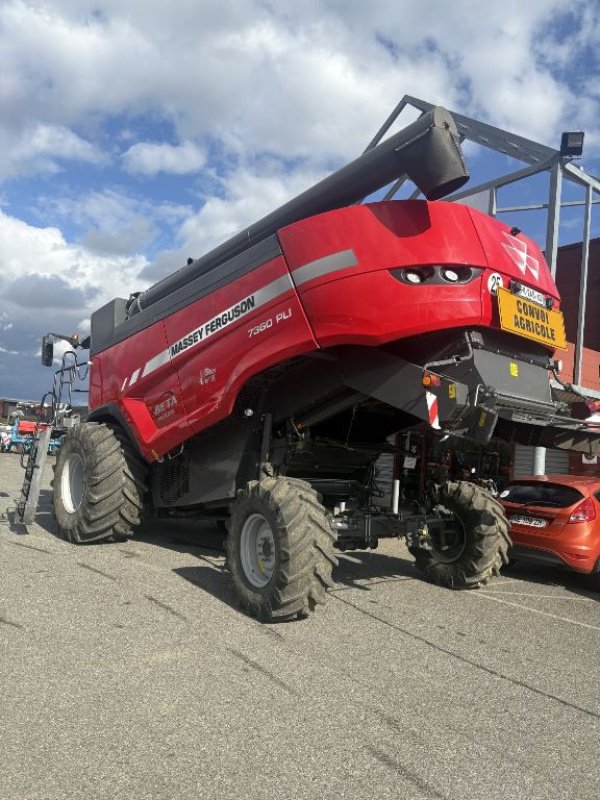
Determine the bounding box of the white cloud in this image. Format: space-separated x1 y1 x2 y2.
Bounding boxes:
140 160 328 281
179 164 326 253
1 0 597 178
0 208 148 307
0 124 104 178
0 1 470 178
0 207 150 396
25 125 102 162
123 140 206 176
39 189 192 256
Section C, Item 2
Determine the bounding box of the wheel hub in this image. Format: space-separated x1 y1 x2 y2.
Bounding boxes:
61 452 85 514
240 513 276 588
428 515 467 563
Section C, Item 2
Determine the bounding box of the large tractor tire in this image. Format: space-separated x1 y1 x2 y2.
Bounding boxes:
53 422 147 544
410 481 511 589
226 477 338 621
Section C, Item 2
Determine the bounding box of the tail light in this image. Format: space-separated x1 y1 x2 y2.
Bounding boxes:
389 266 481 285
422 372 442 388
568 497 597 524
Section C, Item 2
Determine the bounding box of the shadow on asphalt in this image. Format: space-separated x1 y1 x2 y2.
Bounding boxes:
5 509 29 536
173 551 418 620
22 489 57 536
28 490 598 610
332 550 417 590
137 519 419 613
502 559 600 603
175 566 242 613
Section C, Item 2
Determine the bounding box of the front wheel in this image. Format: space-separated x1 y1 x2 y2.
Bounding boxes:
53 422 147 543
226 477 338 621
410 481 511 589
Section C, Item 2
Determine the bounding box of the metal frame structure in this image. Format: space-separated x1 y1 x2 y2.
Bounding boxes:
365 95 600 473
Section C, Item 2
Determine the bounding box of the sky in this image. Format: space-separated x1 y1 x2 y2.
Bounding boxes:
1 0 600 402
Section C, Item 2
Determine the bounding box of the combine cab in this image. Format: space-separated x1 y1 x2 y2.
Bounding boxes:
44 107 600 621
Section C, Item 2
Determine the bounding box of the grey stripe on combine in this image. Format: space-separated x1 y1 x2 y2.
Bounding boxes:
141 272 295 379
292 249 358 287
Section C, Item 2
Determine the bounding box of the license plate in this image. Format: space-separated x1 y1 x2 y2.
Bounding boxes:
497 287 567 350
516 284 546 307
510 515 548 528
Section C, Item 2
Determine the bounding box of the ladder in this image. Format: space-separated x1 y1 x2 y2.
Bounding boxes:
17 427 52 525
15 349 88 526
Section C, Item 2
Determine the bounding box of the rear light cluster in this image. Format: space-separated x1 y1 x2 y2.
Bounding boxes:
568 497 597 524
390 266 482 286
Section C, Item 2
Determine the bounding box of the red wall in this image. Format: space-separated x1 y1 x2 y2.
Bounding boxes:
558 344 600 393
554 240 600 475
554 239 600 392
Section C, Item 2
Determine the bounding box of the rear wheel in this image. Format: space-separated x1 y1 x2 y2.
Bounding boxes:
53 422 147 543
410 481 511 589
226 477 338 621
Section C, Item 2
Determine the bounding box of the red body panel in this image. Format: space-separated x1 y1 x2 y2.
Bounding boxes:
163 256 316 439
89 256 317 460
89 200 560 462
279 201 559 347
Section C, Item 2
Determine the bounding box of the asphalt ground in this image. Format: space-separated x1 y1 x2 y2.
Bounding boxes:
1 451 599 800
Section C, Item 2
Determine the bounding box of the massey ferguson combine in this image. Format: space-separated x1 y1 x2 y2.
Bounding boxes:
45 107 600 621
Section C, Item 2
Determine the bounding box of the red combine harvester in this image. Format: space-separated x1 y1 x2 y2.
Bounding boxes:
45 107 600 620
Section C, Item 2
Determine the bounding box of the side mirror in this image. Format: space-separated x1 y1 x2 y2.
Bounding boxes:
41 335 54 367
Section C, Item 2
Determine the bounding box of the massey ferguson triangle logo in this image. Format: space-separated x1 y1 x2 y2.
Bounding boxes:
501 231 539 280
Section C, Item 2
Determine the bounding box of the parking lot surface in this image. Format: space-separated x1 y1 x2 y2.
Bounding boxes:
1 452 599 800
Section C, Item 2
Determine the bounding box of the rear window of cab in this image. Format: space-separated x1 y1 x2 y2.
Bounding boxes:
500 483 584 508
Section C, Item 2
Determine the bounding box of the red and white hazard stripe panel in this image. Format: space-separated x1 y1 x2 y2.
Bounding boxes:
425 390 441 430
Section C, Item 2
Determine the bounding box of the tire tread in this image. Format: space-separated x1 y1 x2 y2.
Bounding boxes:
412 481 511 590
226 476 337 621
53 422 147 544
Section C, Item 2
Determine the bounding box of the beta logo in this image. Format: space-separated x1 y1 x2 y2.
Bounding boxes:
152 394 178 419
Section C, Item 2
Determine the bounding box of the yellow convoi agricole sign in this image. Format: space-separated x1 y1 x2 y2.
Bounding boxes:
497 287 567 350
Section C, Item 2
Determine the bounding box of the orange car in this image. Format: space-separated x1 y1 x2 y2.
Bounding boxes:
500 474 600 575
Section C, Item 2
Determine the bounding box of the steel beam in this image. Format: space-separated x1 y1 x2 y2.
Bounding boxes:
545 158 563 279
401 95 558 165
574 185 593 385
563 161 600 194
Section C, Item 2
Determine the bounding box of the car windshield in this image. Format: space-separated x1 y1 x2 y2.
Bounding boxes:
500 482 584 508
